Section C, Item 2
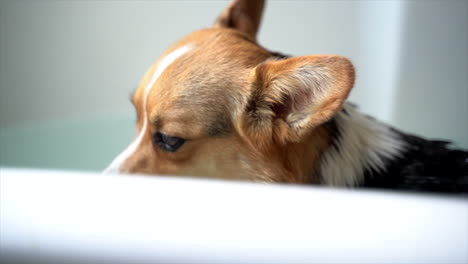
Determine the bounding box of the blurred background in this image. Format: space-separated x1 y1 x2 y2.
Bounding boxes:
1 0 467 172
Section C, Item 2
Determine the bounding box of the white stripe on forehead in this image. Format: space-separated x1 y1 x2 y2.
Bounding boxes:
144 45 192 100
104 45 192 174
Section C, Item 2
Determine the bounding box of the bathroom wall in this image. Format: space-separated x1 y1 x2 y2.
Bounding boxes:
1 0 467 171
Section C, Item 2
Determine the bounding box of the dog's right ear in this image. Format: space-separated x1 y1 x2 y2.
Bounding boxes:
239 55 355 149
213 0 265 40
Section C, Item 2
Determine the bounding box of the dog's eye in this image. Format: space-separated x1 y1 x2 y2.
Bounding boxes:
153 132 186 152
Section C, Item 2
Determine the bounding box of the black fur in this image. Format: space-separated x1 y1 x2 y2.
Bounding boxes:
362 130 468 194
269 50 291 60
270 52 468 194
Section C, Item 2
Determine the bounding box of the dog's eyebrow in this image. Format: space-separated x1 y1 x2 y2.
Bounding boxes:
174 94 232 137
150 115 161 127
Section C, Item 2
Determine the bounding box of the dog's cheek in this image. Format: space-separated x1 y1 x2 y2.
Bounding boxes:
175 137 249 181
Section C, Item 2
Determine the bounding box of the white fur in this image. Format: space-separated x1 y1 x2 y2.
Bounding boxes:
104 45 192 174
319 103 406 186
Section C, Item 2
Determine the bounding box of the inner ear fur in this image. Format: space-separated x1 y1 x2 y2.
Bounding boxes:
241 55 355 147
214 0 265 40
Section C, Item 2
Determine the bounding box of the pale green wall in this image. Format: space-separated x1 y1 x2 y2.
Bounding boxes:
0 114 133 171
1 0 467 172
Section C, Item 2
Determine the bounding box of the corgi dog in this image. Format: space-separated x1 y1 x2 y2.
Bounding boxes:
104 0 468 193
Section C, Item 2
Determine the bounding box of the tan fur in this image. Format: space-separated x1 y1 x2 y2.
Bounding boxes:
111 0 355 184
214 0 265 40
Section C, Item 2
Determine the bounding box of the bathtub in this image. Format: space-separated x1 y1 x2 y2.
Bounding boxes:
1 168 467 264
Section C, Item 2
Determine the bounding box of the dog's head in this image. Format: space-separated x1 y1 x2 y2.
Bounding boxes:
104 0 355 183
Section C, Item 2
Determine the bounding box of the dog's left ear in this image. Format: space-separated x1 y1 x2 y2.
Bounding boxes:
240 55 355 147
214 0 265 40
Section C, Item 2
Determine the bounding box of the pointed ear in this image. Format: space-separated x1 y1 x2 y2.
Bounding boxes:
240 55 355 146
213 0 265 40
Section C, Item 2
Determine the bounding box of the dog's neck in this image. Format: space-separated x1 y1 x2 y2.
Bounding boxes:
318 103 406 186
